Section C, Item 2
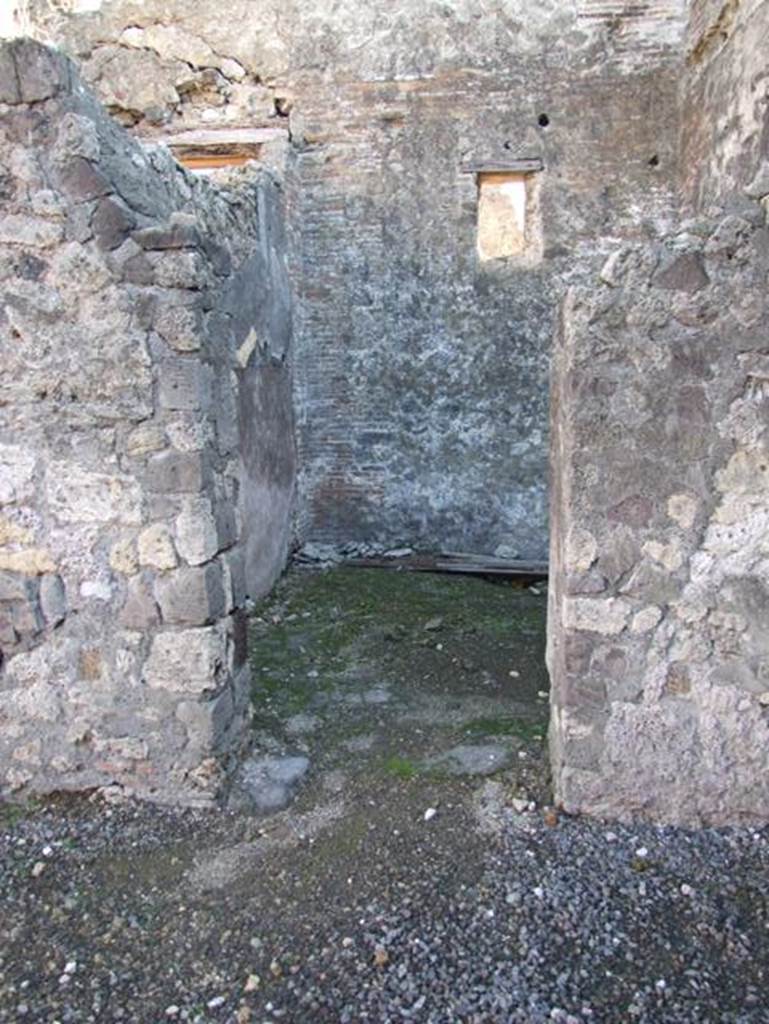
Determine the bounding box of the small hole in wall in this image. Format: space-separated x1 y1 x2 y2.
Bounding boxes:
538 113 550 128
274 96 291 117
648 154 660 168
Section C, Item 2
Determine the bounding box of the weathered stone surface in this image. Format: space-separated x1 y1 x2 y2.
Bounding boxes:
117 576 159 629
154 562 227 625
144 626 227 693
144 451 205 493
39 574 66 626
92 196 135 251
154 304 203 352
12 37 70 102
157 359 212 411
174 497 219 566
46 464 142 525
227 754 310 813
6 3 768 828
137 523 177 570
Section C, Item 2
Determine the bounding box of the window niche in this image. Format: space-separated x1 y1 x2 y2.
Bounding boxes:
463 157 544 265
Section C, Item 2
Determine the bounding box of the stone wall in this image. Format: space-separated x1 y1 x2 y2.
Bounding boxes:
682 0 769 209
0 39 294 803
14 0 687 558
548 0 769 825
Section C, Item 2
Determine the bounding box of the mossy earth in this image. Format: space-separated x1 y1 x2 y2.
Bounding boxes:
247 566 550 800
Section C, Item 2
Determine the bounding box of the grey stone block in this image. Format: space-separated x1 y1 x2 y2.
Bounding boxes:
227 755 310 814
39 574 66 626
92 197 136 251
132 213 201 250
158 359 212 412
118 576 160 630
0 45 21 105
144 451 206 493
0 571 31 602
57 159 112 202
13 39 70 104
154 562 227 626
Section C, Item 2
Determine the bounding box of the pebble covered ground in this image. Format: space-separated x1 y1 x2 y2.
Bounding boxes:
1 568 767 1023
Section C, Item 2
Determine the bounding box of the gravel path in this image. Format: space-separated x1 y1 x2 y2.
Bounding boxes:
2 785 767 1023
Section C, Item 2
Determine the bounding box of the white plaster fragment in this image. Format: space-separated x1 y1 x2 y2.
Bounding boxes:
237 327 259 369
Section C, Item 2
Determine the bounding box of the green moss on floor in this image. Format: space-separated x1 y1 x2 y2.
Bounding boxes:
247 565 551 800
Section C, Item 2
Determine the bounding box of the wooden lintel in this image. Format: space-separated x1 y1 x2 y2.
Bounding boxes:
461 157 544 174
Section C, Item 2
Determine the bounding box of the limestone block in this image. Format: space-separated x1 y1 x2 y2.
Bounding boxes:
124 423 166 458
84 45 182 120
175 497 219 565
154 562 227 625
166 415 212 452
565 527 597 572
0 514 33 548
667 493 698 529
138 523 177 570
642 540 684 572
175 687 235 759
0 445 36 505
0 548 56 574
144 626 227 693
0 215 64 249
630 605 663 635
46 463 142 524
564 597 630 635
51 242 111 294
109 537 139 575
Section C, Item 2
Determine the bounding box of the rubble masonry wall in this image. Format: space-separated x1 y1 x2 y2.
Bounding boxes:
0 39 294 803
548 0 769 825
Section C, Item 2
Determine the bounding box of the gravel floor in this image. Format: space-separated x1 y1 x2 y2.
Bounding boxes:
1 792 767 1023
1 570 767 1023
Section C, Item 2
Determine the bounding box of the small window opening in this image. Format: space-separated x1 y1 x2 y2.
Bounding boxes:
476 170 543 264
477 173 529 260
